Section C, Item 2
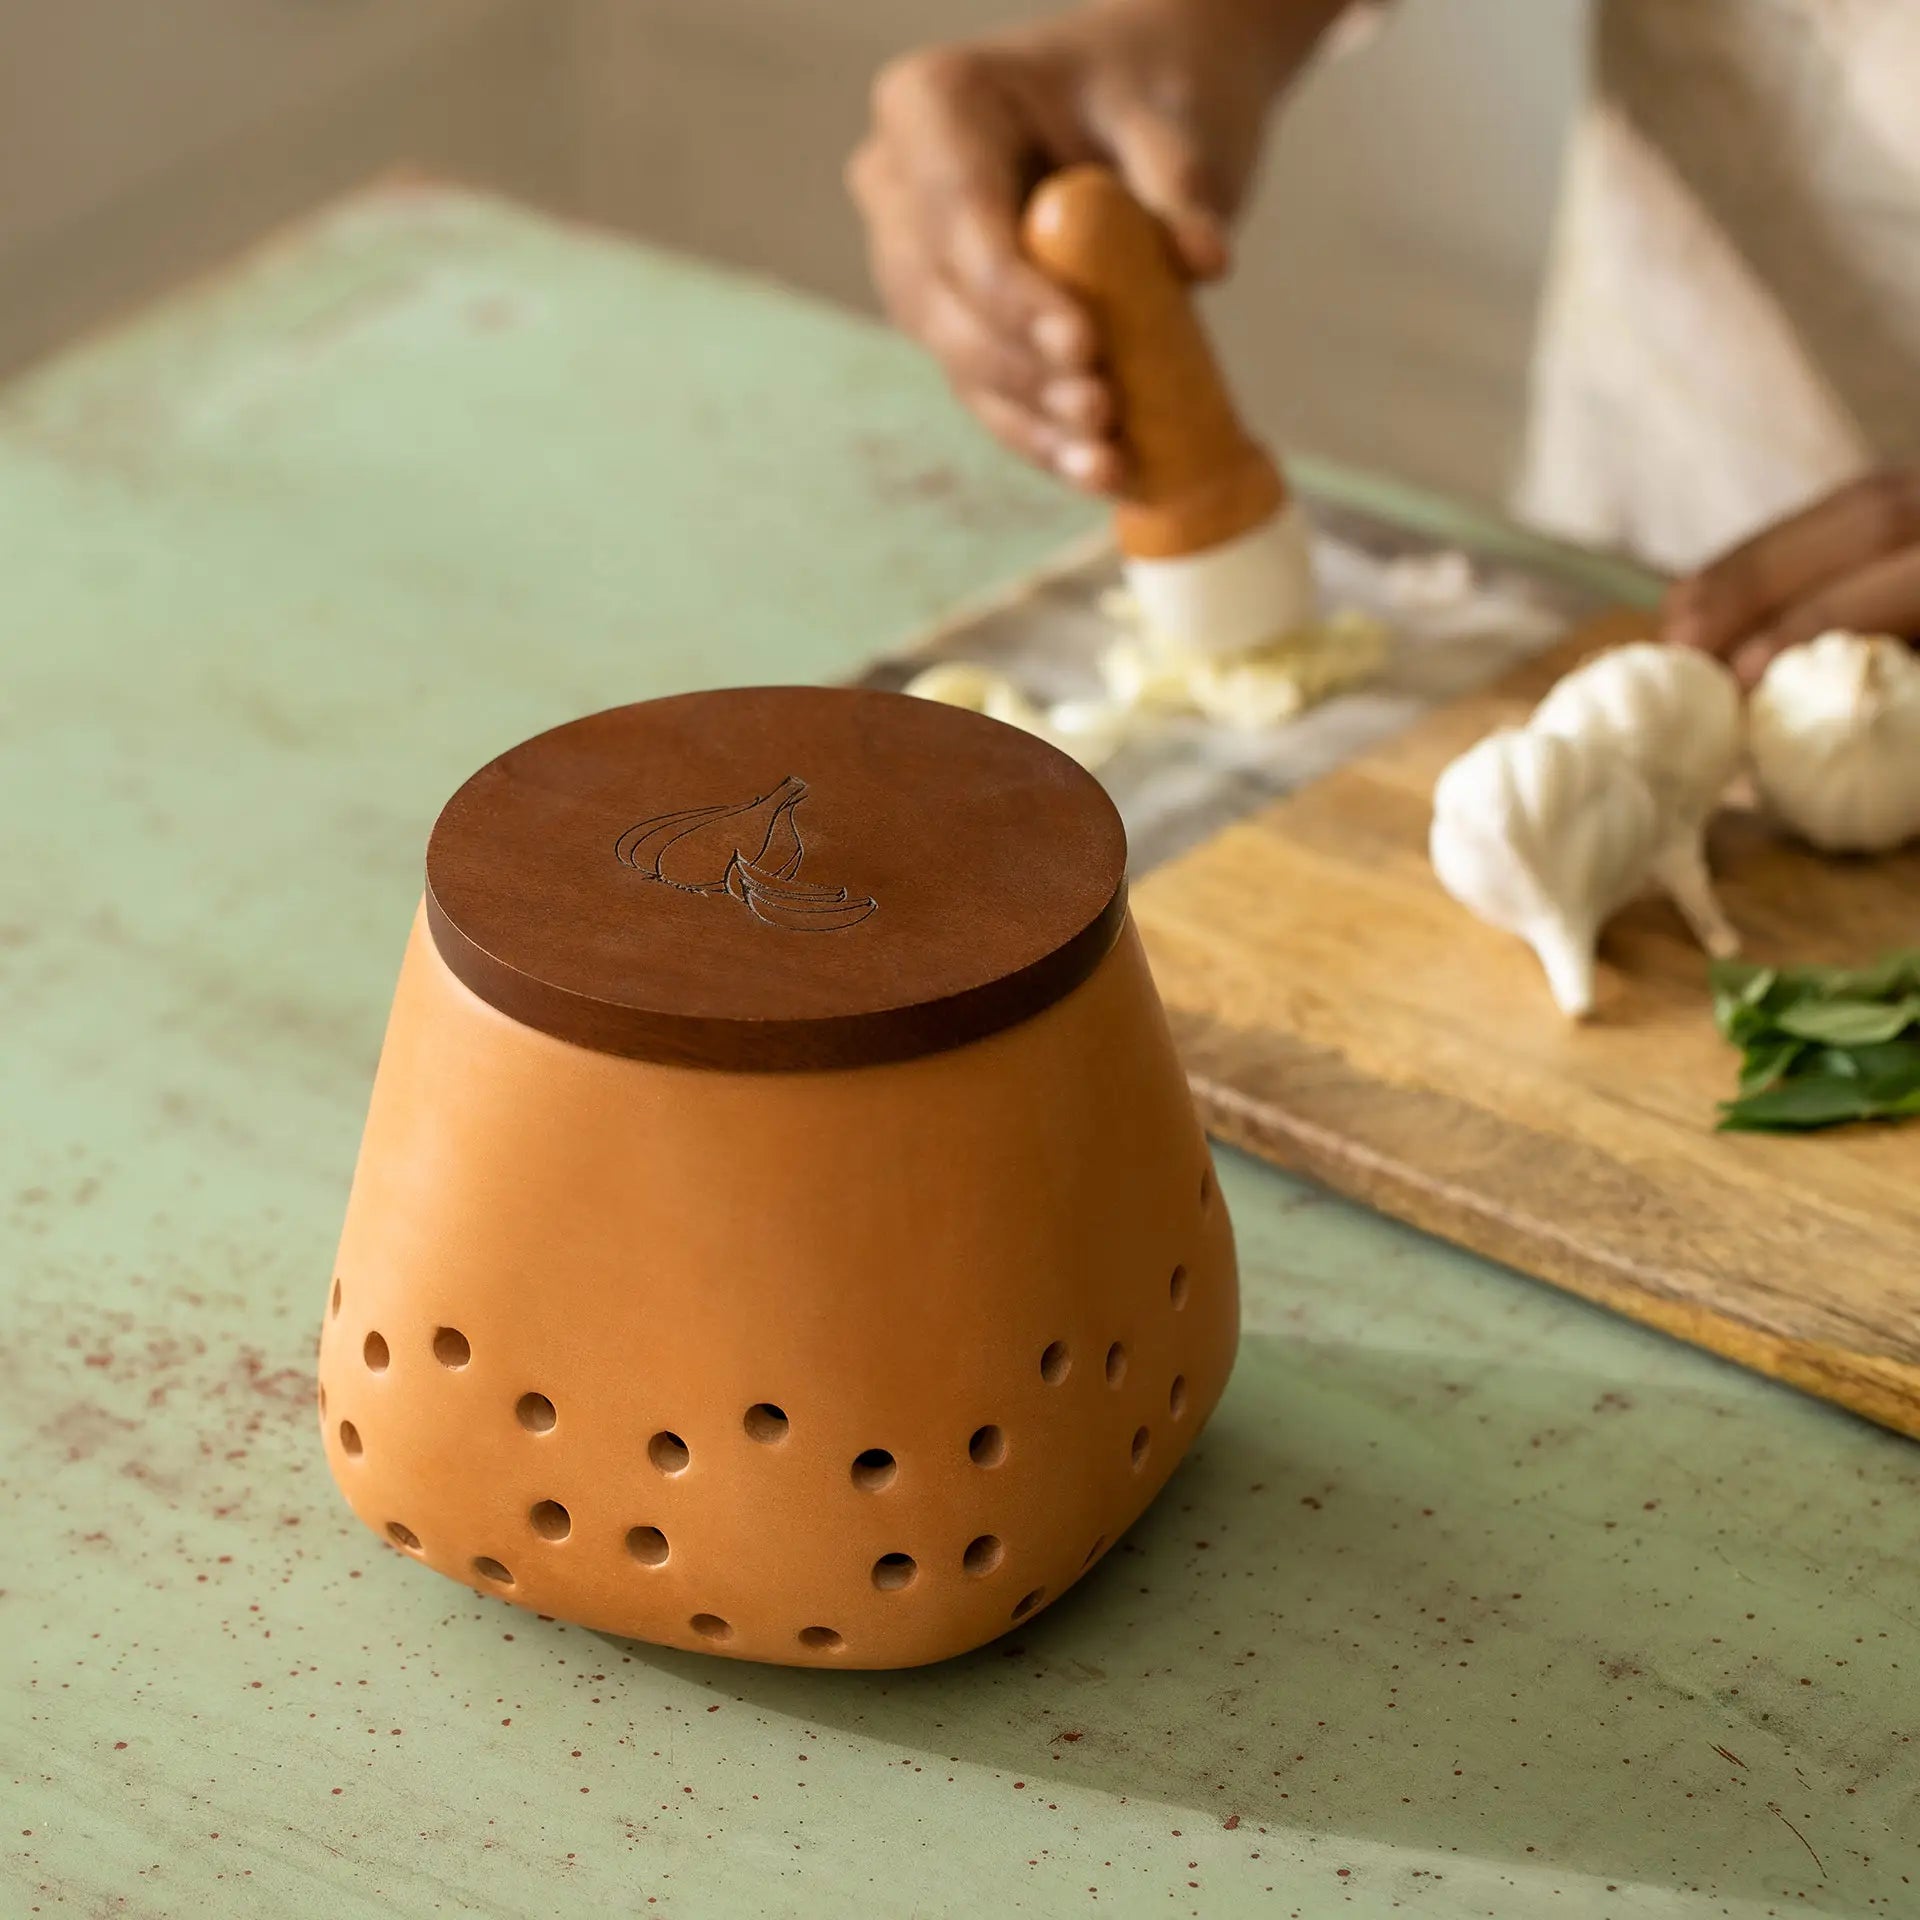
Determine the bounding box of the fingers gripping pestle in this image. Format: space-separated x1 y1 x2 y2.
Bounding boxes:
1022 165 1316 658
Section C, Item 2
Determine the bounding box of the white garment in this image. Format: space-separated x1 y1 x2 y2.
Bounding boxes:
1516 0 1920 571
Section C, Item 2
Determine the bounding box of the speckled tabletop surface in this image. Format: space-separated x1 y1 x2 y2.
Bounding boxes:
4 184 1916 1919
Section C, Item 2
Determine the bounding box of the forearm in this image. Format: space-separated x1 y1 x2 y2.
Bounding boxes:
853 0 1359 487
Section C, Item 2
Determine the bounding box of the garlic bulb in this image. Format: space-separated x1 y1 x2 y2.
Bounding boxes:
1531 642 1744 957
1749 631 1920 852
1431 727 1664 1017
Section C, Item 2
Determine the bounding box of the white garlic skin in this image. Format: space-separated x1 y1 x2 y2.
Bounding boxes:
1530 642 1745 956
1749 632 1920 853
1531 642 1743 825
1431 726 1664 1018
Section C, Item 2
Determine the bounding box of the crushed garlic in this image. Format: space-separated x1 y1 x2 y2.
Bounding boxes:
905 586 1391 763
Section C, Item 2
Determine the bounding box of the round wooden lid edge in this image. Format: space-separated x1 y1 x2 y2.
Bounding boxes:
422 687 1131 1072
425 877 1129 1071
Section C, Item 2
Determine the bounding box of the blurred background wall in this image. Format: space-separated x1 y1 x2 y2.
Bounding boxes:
0 0 1586 505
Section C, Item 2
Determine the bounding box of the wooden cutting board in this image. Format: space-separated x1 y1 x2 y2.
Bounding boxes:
1135 615 1920 1439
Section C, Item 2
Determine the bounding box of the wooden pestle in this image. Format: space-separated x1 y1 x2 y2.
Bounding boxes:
1021 164 1289 564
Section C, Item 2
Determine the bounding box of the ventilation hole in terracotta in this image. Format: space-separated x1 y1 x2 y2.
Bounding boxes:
1169 1374 1189 1419
743 1403 789 1444
962 1534 1004 1577
1200 1166 1215 1209
516 1392 556 1433
1130 1425 1151 1469
1011 1588 1044 1622
1082 1536 1106 1569
798 1626 844 1652
851 1448 896 1491
529 1500 571 1541
1105 1341 1128 1387
968 1424 1006 1468
872 1552 917 1592
317 1382 327 1418
649 1431 690 1475
1039 1341 1071 1384
433 1326 471 1369
363 1331 389 1372
1169 1264 1190 1310
330 1278 341 1317
626 1526 669 1567
387 1521 421 1551
473 1556 514 1586
690 1613 732 1642
338 1420 362 1456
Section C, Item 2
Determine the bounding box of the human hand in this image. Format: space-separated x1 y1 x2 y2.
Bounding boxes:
1663 471 1920 686
847 0 1340 492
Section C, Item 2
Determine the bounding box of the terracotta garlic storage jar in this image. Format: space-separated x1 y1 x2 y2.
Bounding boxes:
319 686 1238 1667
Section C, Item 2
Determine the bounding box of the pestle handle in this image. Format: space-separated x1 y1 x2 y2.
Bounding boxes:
1021 165 1285 561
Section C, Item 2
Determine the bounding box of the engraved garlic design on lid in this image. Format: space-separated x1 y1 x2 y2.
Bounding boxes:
616 775 879 930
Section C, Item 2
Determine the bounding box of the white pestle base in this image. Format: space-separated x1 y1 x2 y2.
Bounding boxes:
1122 500 1317 661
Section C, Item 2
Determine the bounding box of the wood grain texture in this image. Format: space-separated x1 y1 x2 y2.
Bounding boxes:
1136 614 1920 1438
425 686 1127 1071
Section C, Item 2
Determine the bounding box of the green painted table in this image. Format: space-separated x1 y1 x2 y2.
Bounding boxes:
4 185 1916 1920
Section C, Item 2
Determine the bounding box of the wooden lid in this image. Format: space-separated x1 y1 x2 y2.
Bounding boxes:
424 686 1129 1071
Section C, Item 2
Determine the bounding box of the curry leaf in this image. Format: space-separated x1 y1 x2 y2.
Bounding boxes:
1774 995 1920 1046
1738 1039 1807 1095
1717 1074 1879 1132
1818 1039 1920 1095
1779 951 1920 1001
1711 949 1920 1134
1709 961 1778 1038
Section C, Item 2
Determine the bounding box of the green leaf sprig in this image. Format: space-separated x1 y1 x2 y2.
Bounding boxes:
1710 952 1920 1132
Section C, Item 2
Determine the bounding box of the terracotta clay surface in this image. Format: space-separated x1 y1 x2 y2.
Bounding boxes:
425 686 1128 1070
326 689 1235 1666
1021 165 1286 562
323 911 1237 1667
